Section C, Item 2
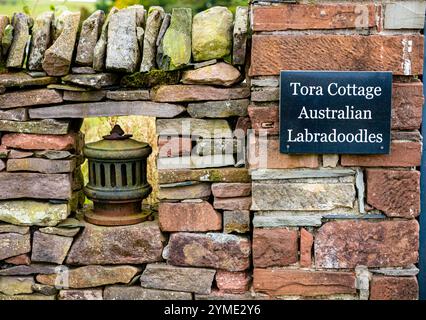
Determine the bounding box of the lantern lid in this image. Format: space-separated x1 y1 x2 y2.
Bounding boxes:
84 125 151 160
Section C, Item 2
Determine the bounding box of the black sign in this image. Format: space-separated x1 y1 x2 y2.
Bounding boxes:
279 71 392 154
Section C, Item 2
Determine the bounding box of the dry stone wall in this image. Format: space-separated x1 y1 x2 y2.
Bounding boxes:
0 0 424 300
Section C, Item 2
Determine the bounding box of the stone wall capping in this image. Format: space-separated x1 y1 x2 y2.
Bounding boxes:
28 101 186 119
250 168 356 180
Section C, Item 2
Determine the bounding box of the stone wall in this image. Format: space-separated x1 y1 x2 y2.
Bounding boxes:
0 0 424 300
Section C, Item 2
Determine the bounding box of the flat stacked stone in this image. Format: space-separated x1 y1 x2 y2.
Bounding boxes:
182 62 242 87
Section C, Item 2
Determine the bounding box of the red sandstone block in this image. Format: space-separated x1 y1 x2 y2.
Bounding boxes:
341 141 421 167
253 269 356 297
248 135 319 169
315 220 419 268
1 133 77 151
300 228 314 268
392 82 424 130
213 197 252 211
211 183 251 198
253 228 298 268
250 34 424 76
252 3 377 31
215 271 251 294
158 201 222 232
247 106 279 135
366 169 420 218
5 253 31 265
158 136 192 158
370 276 418 300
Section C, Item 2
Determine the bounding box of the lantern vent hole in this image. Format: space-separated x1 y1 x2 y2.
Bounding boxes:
121 164 127 186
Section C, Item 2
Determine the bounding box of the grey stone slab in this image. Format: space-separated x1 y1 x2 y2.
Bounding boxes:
252 179 356 211
140 263 215 294
0 119 69 135
0 264 59 276
29 101 186 119
370 265 419 277
253 211 323 227
157 155 235 169
251 76 279 87
63 90 106 102
250 168 356 180
104 285 191 300
384 1 426 29
0 108 28 121
188 99 249 118
0 173 72 200
157 118 232 138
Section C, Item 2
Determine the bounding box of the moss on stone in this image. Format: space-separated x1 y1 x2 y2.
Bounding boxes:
121 69 181 88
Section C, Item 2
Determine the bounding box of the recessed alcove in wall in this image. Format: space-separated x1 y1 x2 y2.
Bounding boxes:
80 115 158 205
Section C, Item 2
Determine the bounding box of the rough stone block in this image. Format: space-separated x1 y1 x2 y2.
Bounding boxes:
36 265 139 289
164 232 251 271
66 221 164 265
158 201 222 232
213 197 252 211
215 271 250 294
300 228 314 268
253 228 298 267
315 220 419 268
0 173 71 200
250 35 423 76
0 89 63 109
7 158 76 174
253 269 356 297
211 183 251 198
31 232 73 265
1 133 76 151
248 135 319 169
140 263 215 294
104 286 191 300
370 276 418 300
341 141 421 167
0 233 31 260
252 3 377 31
159 183 211 200
366 169 420 218
223 210 250 234
252 179 355 211
0 200 69 226
151 85 250 102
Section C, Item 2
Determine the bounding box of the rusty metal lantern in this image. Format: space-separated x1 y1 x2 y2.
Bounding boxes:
83 125 152 226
